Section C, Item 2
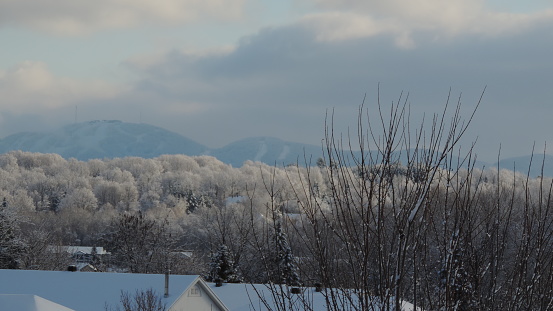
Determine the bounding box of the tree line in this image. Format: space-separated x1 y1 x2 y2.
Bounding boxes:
1 90 553 310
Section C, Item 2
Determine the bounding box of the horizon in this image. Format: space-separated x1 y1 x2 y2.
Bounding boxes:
1 118 553 165
1 0 553 162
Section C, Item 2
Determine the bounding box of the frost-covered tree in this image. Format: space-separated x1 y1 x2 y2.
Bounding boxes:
184 190 211 214
94 181 138 212
272 221 301 286
249 89 486 311
0 201 25 268
207 244 241 283
59 188 98 212
1 132 553 309
17 219 72 270
104 211 172 273
439 232 477 310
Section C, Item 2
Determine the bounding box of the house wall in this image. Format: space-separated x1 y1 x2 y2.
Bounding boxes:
169 285 224 311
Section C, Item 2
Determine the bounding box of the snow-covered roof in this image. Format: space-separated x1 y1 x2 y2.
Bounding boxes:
75 263 97 271
209 283 327 311
209 283 419 311
48 246 110 255
0 270 224 311
0 294 75 311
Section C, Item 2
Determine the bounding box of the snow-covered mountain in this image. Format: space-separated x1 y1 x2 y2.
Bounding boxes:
0 121 325 166
210 136 324 167
0 120 208 160
496 154 553 177
0 120 551 176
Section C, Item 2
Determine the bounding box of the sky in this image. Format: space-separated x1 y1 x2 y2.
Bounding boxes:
1 0 552 163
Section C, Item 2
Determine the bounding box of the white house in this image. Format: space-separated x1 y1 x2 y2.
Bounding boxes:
0 269 228 311
48 245 110 263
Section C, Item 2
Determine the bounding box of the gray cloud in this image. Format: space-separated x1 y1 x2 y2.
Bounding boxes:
0 0 247 35
2 8 552 162
119 20 553 161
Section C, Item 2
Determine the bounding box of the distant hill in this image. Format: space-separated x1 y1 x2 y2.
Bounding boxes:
0 121 551 176
0 120 208 160
496 154 553 177
209 136 324 167
0 121 324 166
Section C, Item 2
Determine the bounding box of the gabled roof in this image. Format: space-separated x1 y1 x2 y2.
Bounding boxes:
0 269 226 311
171 276 229 311
0 294 75 311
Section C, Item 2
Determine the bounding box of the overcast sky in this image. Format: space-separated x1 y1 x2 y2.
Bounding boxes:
1 0 552 162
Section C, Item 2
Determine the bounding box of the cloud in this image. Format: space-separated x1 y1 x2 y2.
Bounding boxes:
0 0 247 35
296 0 553 47
0 61 122 112
166 101 212 114
120 16 553 158
299 12 416 48
300 12 397 40
2 0 553 159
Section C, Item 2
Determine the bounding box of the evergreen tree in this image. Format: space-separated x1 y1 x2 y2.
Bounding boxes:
316 157 326 168
273 221 301 286
185 190 211 214
207 244 241 283
185 191 202 214
0 201 25 269
439 234 476 310
90 245 102 268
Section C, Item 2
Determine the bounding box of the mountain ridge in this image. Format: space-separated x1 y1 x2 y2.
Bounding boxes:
0 121 326 167
0 120 551 176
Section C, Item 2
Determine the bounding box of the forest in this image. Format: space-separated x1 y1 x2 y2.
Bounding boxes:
1 96 553 311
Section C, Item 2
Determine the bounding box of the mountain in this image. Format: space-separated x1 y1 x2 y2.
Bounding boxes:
0 121 551 176
0 120 208 160
0 121 325 166
210 136 324 167
496 154 553 177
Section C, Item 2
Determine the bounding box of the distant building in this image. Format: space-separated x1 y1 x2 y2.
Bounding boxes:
47 245 110 264
74 263 98 272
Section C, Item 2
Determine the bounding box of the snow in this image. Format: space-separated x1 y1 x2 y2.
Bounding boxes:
254 139 268 162
0 120 207 161
225 196 246 206
209 283 326 311
210 136 324 167
48 245 110 255
209 283 419 311
277 145 290 161
0 122 327 167
0 294 75 311
0 270 419 311
0 269 200 311
0 120 549 176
